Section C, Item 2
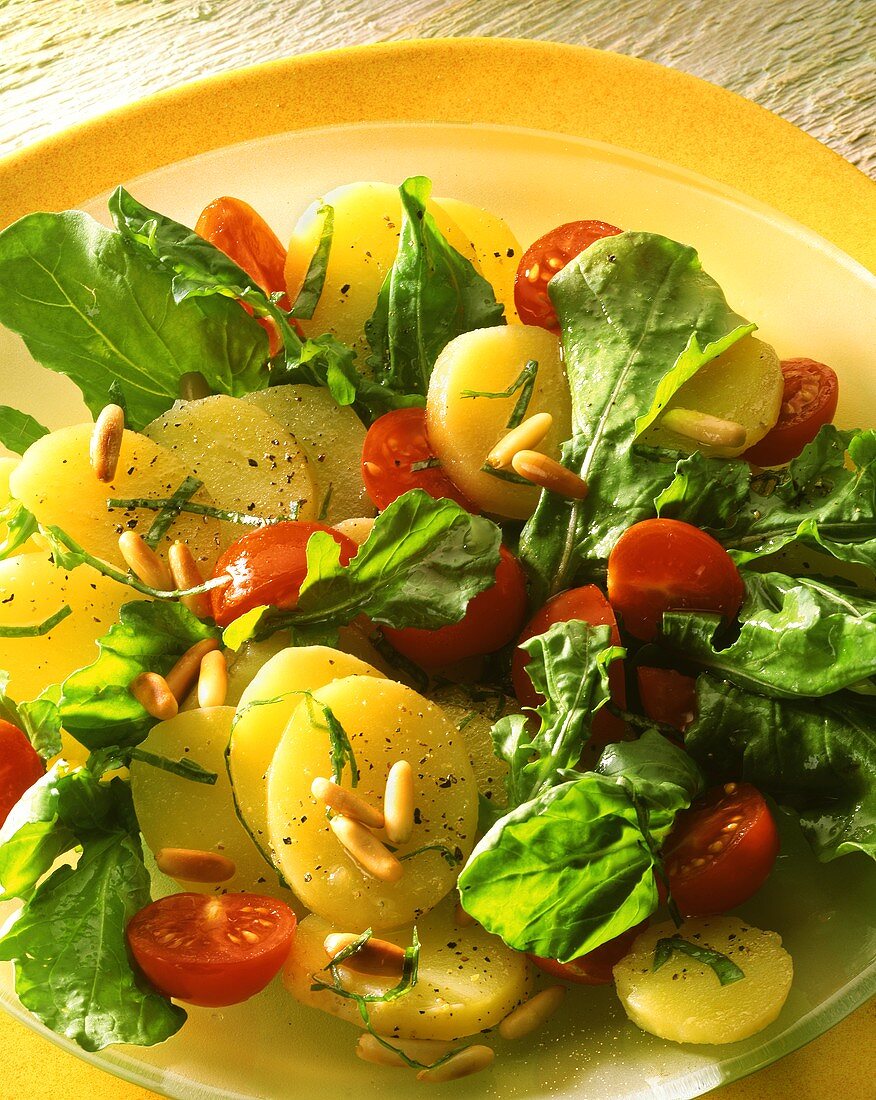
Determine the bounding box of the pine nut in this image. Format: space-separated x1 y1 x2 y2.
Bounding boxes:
333 516 375 546
311 777 385 830
498 986 565 1040
724 782 739 795
662 408 747 450
163 637 220 701
383 760 414 845
178 371 211 401
155 847 236 883
356 1034 452 1068
169 540 213 619
416 1045 494 1083
324 933 406 977
510 450 589 500
198 649 228 707
118 530 175 591
130 672 178 720
90 404 125 482
486 413 553 470
454 900 477 928
329 815 403 883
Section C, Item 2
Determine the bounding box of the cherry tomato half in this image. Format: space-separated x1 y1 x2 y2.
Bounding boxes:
511 586 627 747
514 220 622 330
127 893 296 1007
637 667 698 732
362 407 476 512
0 720 44 828
211 521 357 627
744 358 839 467
607 519 745 642
195 196 289 303
528 921 647 985
383 546 527 669
664 783 780 917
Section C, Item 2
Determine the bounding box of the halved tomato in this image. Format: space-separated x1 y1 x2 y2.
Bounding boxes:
0 719 44 827
528 922 646 985
744 358 838 467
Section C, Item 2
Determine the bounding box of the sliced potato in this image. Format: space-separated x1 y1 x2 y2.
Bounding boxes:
229 646 381 864
284 897 532 1041
332 516 374 546
222 633 292 709
613 916 793 1044
267 675 478 930
429 684 514 808
243 384 372 523
426 325 572 519
10 425 220 571
643 336 783 458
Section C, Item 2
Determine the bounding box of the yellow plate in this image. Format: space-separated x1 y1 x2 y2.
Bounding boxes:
0 37 874 1100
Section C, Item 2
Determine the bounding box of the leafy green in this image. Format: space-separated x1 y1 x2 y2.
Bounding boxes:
653 934 745 985
365 176 505 396
0 210 269 429
0 672 62 759
0 406 48 455
686 676 876 860
654 448 751 529
143 475 203 548
289 204 333 320
0 498 38 560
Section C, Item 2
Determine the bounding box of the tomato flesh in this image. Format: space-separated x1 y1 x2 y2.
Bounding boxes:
210 521 357 627
383 546 527 669
664 783 780 917
528 921 646 985
637 667 698 732
607 518 745 642
127 893 296 1007
512 586 627 747
0 719 44 827
514 220 622 330
362 407 476 512
196 196 289 304
744 358 839 467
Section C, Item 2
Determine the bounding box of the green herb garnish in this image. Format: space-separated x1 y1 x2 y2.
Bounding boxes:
653 934 745 985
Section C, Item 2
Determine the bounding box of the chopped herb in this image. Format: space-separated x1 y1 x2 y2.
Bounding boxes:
317 484 334 522
303 693 358 788
398 842 462 867
128 748 218 785
0 499 38 560
107 494 299 528
481 464 532 485
143 475 203 549
0 604 72 638
410 458 441 472
653 934 745 985
461 359 538 429
289 204 334 320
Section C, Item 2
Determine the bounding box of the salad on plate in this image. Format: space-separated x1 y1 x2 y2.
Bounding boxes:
0 174 871 1084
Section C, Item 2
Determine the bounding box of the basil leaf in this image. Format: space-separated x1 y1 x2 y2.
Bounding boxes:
0 211 268 430
653 934 745 985
0 406 48 455
0 603 71 637
127 748 217 785
0 672 63 760
289 204 333 320
365 176 505 397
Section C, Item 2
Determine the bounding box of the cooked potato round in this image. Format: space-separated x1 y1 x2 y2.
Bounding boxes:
613 916 793 1044
284 897 532 1041
426 325 572 518
267 675 478 930
429 684 514 809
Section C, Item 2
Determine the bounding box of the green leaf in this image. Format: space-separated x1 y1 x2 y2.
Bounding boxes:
0 210 269 430
142 475 203 549
654 449 751 529
365 176 505 397
653 934 745 985
0 671 63 759
0 499 38 560
289 204 333 320
0 406 48 455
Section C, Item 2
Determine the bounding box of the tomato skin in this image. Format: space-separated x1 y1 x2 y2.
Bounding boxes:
744 358 839 467
512 586 627 746
514 220 622 330
0 720 44 827
664 783 780 917
607 519 745 642
195 197 289 303
362 408 476 512
210 521 357 627
637 667 698 732
383 546 527 669
127 893 296 1007
528 921 646 985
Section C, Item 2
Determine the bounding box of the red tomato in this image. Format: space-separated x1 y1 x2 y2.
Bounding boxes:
0 720 44 827
511 586 627 746
607 519 745 642
514 220 622 330
127 893 296 1007
211 521 357 627
383 546 527 669
744 358 839 467
664 783 780 917
637 667 698 732
362 408 476 512
528 922 646 985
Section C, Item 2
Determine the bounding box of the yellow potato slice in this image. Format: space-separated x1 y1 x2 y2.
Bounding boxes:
0 552 131 702
144 395 315 546
131 706 289 898
284 897 532 1041
426 325 572 519
10 425 220 571
229 646 381 865
429 684 514 809
644 336 783 458
267 675 478 930
0 456 40 554
243 384 372 523
613 916 793 1044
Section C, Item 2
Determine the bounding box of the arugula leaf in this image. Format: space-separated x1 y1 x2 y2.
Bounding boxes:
365 176 505 396
663 572 876 698
0 672 63 759
289 204 333 320
0 210 269 430
0 406 48 455
0 498 38 560
653 934 745 985
59 601 219 750
686 675 876 860
654 449 751 529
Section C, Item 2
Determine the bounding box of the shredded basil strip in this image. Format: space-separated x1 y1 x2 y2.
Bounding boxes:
652 934 745 985
128 748 218 785
481 464 532 485
461 359 538 429
397 842 463 867
317 484 334 522
303 693 358 788
289 204 334 320
107 495 300 528
0 604 72 638
143 476 203 549
410 458 441 472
